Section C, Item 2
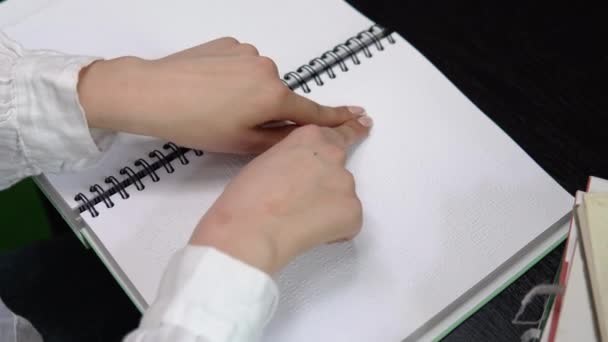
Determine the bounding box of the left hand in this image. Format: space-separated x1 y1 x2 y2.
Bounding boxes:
190 117 372 274
78 37 364 153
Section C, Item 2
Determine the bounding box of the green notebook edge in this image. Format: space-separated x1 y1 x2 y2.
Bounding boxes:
434 233 568 341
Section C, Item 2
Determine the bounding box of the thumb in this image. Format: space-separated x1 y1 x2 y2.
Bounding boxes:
327 114 373 148
279 90 365 127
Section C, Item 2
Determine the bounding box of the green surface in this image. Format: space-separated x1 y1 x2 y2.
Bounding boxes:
0 178 52 251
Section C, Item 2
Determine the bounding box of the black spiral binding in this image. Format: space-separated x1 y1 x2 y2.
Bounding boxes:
283 24 395 93
75 24 395 217
75 145 203 216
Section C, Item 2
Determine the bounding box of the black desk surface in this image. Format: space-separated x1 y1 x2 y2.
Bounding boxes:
346 1 607 340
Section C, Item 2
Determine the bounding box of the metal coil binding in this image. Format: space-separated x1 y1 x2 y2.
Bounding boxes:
282 24 395 93
74 143 201 216
164 143 189 165
105 176 129 199
149 150 175 174
135 158 159 182
74 24 395 217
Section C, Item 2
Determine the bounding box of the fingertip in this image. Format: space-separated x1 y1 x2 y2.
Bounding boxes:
322 105 365 126
348 115 372 134
356 114 373 128
351 115 372 139
333 115 372 147
347 106 366 116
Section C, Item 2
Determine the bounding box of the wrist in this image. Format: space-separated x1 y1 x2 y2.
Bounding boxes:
77 56 147 132
189 222 282 275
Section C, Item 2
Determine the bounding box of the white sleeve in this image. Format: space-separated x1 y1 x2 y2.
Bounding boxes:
124 246 279 342
0 31 114 190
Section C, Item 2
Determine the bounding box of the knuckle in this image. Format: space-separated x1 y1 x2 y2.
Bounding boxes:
271 80 291 99
238 43 259 56
351 196 362 213
346 196 363 233
254 56 279 75
350 198 363 220
332 169 355 190
343 170 356 189
219 36 240 45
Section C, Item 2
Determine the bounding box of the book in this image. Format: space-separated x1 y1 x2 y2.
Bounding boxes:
542 176 608 342
554 241 599 342
542 191 598 342
541 191 583 342
3 0 573 340
578 191 608 341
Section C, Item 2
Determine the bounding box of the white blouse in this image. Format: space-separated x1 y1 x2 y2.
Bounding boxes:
0 31 278 342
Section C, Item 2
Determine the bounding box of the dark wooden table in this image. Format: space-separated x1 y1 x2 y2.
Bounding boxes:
347 1 607 340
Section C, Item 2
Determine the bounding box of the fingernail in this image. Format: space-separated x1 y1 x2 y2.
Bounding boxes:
357 115 373 127
348 106 366 115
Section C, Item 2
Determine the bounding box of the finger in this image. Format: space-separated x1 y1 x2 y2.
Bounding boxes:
326 115 373 148
210 43 260 57
198 37 241 52
176 39 259 58
279 90 365 127
229 43 259 56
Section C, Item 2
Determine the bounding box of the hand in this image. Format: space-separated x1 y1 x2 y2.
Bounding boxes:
78 37 364 153
189 116 373 274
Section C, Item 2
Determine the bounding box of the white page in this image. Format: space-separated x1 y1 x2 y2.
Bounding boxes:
270 34 572 341
78 32 572 341
0 0 52 28
589 176 608 193
4 0 371 71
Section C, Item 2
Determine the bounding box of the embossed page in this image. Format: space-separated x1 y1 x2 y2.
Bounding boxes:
265 34 572 341
4 0 370 73
0 0 52 28
80 35 571 342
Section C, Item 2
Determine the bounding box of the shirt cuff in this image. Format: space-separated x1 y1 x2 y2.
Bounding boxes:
13 50 115 173
141 246 279 341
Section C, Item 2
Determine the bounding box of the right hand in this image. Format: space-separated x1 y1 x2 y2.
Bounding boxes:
190 116 373 274
79 37 363 154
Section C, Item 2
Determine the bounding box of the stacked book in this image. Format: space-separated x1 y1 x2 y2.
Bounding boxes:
541 176 608 341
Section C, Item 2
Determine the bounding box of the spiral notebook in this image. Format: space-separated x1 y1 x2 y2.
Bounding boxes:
4 0 573 340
